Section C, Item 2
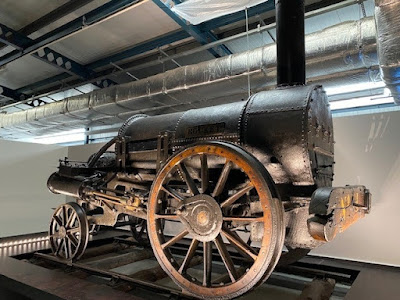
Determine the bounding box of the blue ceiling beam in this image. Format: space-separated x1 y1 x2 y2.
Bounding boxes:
0 23 33 50
198 1 276 32
18 73 72 94
33 47 94 79
0 0 140 68
0 85 27 102
152 0 232 57
0 22 116 90
18 71 112 95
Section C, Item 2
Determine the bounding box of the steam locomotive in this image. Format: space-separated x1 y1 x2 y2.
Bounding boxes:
46 1 370 299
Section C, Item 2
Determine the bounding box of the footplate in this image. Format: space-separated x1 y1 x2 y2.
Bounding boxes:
307 186 371 242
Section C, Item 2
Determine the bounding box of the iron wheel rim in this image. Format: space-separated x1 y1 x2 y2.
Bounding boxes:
147 142 284 299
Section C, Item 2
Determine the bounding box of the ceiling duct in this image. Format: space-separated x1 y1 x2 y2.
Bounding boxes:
375 0 400 104
0 17 378 140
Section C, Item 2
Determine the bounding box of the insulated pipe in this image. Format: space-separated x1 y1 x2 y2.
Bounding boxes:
275 0 306 86
0 18 379 138
375 0 400 104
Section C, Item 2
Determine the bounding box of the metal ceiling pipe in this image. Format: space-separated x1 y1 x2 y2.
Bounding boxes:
375 0 400 104
0 17 379 139
275 0 306 86
0 68 379 141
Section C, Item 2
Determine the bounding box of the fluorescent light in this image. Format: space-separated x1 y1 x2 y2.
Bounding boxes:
330 95 394 110
23 128 86 145
325 81 386 96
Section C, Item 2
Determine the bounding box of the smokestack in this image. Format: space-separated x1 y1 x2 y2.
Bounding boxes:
275 0 306 86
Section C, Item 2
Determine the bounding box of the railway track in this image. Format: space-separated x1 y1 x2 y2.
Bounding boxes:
12 233 356 299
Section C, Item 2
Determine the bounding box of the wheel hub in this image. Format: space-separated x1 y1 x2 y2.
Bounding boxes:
59 226 67 238
177 194 222 242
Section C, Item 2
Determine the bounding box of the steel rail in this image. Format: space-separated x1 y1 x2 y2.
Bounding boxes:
34 252 192 299
31 237 355 298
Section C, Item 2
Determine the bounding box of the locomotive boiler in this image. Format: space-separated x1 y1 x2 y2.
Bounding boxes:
46 1 371 299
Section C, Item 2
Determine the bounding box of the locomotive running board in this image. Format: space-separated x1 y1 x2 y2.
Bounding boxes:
307 186 371 242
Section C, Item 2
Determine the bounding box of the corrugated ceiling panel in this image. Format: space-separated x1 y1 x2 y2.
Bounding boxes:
0 55 63 89
49 1 182 65
0 0 69 30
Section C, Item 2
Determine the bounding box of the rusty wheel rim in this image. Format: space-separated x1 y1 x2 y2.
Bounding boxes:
49 202 89 261
148 142 283 299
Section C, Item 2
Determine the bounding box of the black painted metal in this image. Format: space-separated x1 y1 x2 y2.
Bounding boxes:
275 0 306 86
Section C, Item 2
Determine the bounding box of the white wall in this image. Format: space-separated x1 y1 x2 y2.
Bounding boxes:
311 111 400 267
68 143 106 161
0 140 67 237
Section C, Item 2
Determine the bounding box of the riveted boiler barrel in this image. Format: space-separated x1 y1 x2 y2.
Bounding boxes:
120 85 334 188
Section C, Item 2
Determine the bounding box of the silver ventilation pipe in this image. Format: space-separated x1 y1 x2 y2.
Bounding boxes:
375 0 400 104
0 17 379 139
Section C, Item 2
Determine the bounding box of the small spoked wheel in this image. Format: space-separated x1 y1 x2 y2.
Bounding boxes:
49 202 89 260
147 142 284 299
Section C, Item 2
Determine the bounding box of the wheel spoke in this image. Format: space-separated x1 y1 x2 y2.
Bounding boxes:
178 239 200 274
214 234 238 282
155 214 180 221
66 238 72 258
203 241 212 287
220 183 254 208
53 215 63 226
178 162 199 196
161 229 189 249
200 154 209 193
67 232 79 247
66 212 77 229
212 161 233 197
62 206 68 226
55 238 64 255
161 185 185 202
63 238 69 258
68 228 80 234
221 228 258 261
223 216 264 223
50 233 61 239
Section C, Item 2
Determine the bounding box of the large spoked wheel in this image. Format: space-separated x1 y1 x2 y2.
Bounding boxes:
49 202 89 261
147 142 284 299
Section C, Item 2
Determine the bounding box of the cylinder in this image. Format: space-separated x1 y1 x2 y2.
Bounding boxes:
275 0 306 86
47 173 84 198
